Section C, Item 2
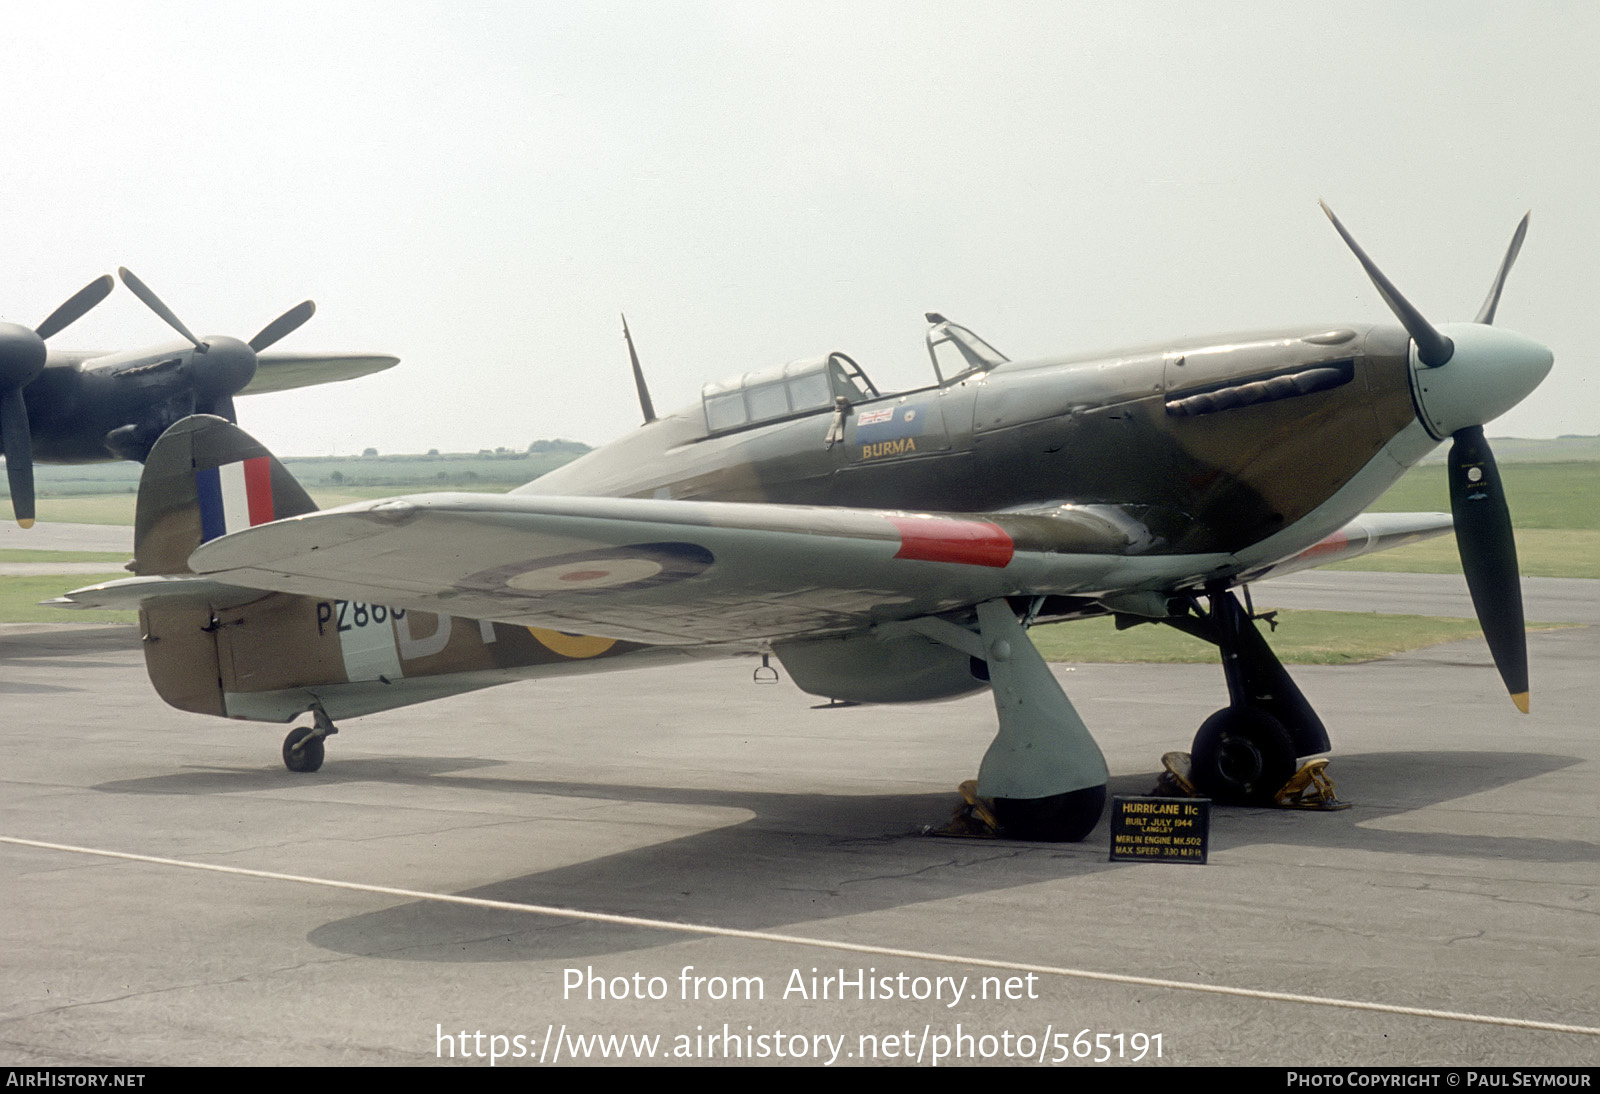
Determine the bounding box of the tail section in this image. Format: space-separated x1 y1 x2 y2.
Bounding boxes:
132 415 321 717
134 414 318 576
65 415 641 730
116 414 632 728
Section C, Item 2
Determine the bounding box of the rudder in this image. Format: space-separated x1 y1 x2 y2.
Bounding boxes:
134 415 319 716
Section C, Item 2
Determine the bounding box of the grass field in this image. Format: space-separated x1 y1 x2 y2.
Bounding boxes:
30 495 138 525
0 549 131 563
1 574 133 624
1328 461 1600 578
1327 528 1600 578
1360 460 1599 529
1028 611 1493 664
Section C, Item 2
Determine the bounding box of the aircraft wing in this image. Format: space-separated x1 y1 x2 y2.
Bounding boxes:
44 574 272 612
240 351 400 395
185 493 1233 646
59 488 1451 638
1240 512 1454 583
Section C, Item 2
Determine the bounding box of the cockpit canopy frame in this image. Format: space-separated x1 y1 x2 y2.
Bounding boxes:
924 312 1008 383
701 352 879 434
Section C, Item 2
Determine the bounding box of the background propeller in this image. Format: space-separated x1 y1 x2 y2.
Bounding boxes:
1322 204 1545 711
117 268 315 422
0 275 115 527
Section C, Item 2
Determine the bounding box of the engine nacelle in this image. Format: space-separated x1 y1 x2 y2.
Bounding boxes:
774 631 990 704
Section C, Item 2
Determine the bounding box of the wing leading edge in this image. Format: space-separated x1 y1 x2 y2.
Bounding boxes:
240 351 400 395
179 491 1453 646
56 507 1451 619
185 492 1235 645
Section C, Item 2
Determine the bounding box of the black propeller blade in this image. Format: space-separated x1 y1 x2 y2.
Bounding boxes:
117 268 315 425
1 384 35 526
35 274 115 342
117 267 201 347
1451 212 1531 709
1319 201 1455 367
1474 212 1529 326
1448 426 1528 710
249 300 315 354
0 275 116 527
1323 205 1538 710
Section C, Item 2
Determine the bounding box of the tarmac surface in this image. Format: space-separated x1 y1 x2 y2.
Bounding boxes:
0 522 132 553
1 532 1596 1067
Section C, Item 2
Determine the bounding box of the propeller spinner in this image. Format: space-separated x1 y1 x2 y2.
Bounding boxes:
117 268 315 422
0 275 116 527
1321 204 1553 711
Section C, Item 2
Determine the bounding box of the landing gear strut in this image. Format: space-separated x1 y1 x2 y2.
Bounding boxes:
972 598 1109 839
282 702 338 773
911 600 1109 841
1167 585 1329 804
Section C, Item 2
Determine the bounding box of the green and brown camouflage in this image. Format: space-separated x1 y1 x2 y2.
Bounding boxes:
53 208 1554 839
525 324 1418 557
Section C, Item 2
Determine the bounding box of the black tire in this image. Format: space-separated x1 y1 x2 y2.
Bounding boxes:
1190 707 1295 805
282 726 325 773
991 785 1107 842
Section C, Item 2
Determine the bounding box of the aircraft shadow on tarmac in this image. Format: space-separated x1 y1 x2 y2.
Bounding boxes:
0 624 132 655
93 748 1589 964
0 625 135 681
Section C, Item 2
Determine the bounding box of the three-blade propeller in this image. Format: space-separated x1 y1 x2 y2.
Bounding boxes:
1322 203 1543 711
0 275 116 527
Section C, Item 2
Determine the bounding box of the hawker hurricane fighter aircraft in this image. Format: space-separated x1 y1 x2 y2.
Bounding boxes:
0 268 398 527
57 207 1553 842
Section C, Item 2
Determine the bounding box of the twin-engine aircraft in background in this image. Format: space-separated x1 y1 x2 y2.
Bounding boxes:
57 206 1553 841
0 268 398 527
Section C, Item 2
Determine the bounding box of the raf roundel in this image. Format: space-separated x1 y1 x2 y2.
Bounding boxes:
507 557 665 592
457 542 716 599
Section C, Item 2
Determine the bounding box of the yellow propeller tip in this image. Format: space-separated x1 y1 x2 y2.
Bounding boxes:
1511 692 1530 714
17 518 33 529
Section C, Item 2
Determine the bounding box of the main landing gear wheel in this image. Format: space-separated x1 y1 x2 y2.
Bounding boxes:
991 785 1107 842
1190 707 1295 805
282 726 325 773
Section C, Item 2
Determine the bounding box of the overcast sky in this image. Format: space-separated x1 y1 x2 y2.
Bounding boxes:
2 1 1594 456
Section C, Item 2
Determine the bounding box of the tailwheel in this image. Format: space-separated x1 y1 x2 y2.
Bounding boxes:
282 725 325 773
1190 707 1295 805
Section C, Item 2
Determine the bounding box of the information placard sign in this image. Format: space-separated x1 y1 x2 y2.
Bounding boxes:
1109 796 1210 864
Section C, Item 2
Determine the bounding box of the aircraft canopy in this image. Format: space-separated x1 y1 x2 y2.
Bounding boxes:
701 353 879 433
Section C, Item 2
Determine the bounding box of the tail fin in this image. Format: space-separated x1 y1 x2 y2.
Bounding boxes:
131 416 318 718
134 414 318 576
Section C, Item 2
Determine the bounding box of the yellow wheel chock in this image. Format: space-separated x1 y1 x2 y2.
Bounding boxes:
927 780 1005 838
1156 752 1350 810
930 751 1351 839
1273 757 1351 810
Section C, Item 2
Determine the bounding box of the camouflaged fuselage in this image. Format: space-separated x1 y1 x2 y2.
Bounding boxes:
520 324 1419 557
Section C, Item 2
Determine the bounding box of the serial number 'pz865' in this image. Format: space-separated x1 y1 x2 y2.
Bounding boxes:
315 600 406 636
